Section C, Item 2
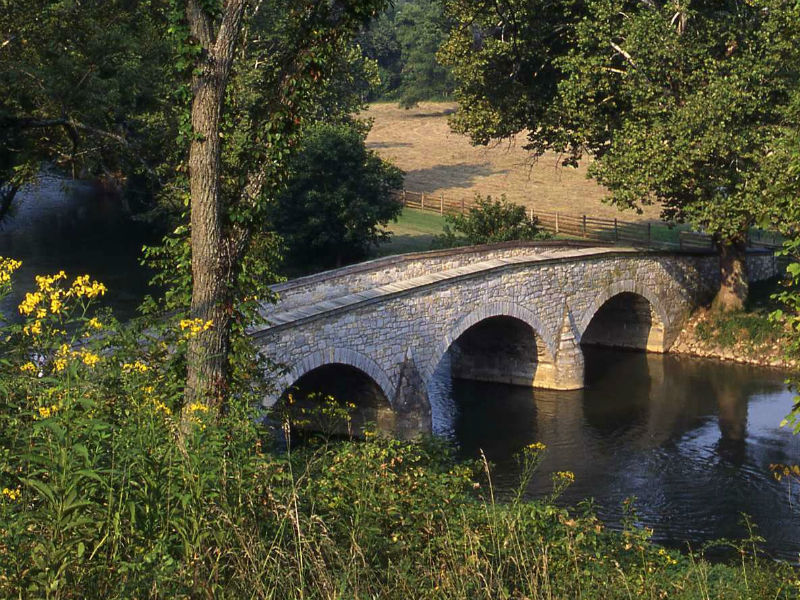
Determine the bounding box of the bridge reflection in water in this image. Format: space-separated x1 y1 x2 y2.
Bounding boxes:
429 348 800 561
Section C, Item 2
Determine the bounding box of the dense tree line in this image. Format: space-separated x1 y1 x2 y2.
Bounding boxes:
358 0 453 106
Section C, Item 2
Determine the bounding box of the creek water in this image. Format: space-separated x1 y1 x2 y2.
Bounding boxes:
4 178 799 561
430 348 800 561
0 177 159 322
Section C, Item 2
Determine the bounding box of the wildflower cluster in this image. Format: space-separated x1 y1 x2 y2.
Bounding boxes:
2 487 21 502
770 463 800 482
554 471 575 483
179 318 213 337
0 257 21 294
36 405 59 419
18 271 107 344
122 361 149 374
42 344 101 374
657 547 679 566
185 401 211 430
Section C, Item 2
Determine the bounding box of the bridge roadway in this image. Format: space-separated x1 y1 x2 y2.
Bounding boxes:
250 241 777 435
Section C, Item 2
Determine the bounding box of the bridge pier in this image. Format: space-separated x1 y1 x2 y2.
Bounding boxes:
392 352 432 438
534 307 584 390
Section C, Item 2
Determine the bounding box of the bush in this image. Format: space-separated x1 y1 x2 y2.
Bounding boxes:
435 195 549 247
269 122 404 272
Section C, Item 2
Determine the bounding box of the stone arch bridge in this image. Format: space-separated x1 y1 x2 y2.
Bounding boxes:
250 242 776 434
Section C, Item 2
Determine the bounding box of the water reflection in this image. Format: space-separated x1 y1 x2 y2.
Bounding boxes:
0 176 159 321
430 348 800 560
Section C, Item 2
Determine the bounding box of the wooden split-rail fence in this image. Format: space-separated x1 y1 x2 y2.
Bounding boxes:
394 189 783 252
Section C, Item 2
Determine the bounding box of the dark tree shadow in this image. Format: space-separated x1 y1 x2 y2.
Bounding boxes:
405 162 502 192
366 141 413 150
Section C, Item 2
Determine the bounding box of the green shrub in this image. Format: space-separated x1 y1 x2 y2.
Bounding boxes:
435 195 550 248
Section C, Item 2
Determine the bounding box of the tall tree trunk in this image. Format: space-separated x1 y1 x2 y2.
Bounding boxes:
713 240 748 312
184 1 247 411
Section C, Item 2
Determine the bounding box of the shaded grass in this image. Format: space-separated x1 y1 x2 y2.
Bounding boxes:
695 277 788 349
378 208 446 256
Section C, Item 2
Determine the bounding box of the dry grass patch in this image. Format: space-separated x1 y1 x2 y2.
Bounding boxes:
364 102 662 221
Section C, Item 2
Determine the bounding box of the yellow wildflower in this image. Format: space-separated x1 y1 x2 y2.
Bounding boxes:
0 257 22 284
179 318 214 337
1 487 21 502
53 357 67 372
37 404 58 419
152 400 172 416
81 352 101 368
87 317 103 330
35 271 66 293
122 360 148 374
18 291 43 316
19 362 37 375
69 275 107 299
23 320 42 336
50 297 63 314
526 442 547 451
187 402 210 413
554 471 575 483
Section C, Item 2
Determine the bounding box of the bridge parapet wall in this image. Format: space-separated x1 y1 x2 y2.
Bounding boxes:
265 242 605 316
267 244 777 318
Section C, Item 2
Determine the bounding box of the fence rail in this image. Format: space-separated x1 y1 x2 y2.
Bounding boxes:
394 189 783 252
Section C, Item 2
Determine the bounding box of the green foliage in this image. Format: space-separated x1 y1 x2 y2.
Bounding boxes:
269 122 404 271
0 0 173 216
771 238 800 433
0 265 798 598
440 0 800 245
436 195 548 247
359 0 453 105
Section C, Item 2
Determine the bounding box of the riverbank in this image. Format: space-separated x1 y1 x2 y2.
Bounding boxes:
669 278 798 369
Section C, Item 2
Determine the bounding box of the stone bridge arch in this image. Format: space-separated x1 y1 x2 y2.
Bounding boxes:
576 281 671 352
422 301 562 390
268 347 395 409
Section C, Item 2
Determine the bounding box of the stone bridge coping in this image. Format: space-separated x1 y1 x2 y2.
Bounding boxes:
250 246 642 338
268 240 616 294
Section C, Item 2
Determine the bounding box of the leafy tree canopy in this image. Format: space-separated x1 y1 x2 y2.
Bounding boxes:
359 0 453 105
269 122 403 271
441 0 800 309
0 0 172 218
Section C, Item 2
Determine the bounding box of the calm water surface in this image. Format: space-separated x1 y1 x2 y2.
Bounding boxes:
430 348 800 560
0 177 158 321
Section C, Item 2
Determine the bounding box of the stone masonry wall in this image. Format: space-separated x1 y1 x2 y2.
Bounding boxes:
256 252 720 412
266 242 597 315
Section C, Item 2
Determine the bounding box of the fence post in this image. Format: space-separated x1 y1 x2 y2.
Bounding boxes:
440 193 444 215
555 212 559 234
583 214 587 238
402 189 407 206
529 208 534 223
614 218 618 242
421 192 425 210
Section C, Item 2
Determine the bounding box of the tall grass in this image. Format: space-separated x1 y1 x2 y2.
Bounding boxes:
0 264 797 598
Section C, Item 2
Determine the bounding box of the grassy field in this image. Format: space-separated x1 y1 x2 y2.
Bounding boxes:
379 207 446 256
364 102 663 221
